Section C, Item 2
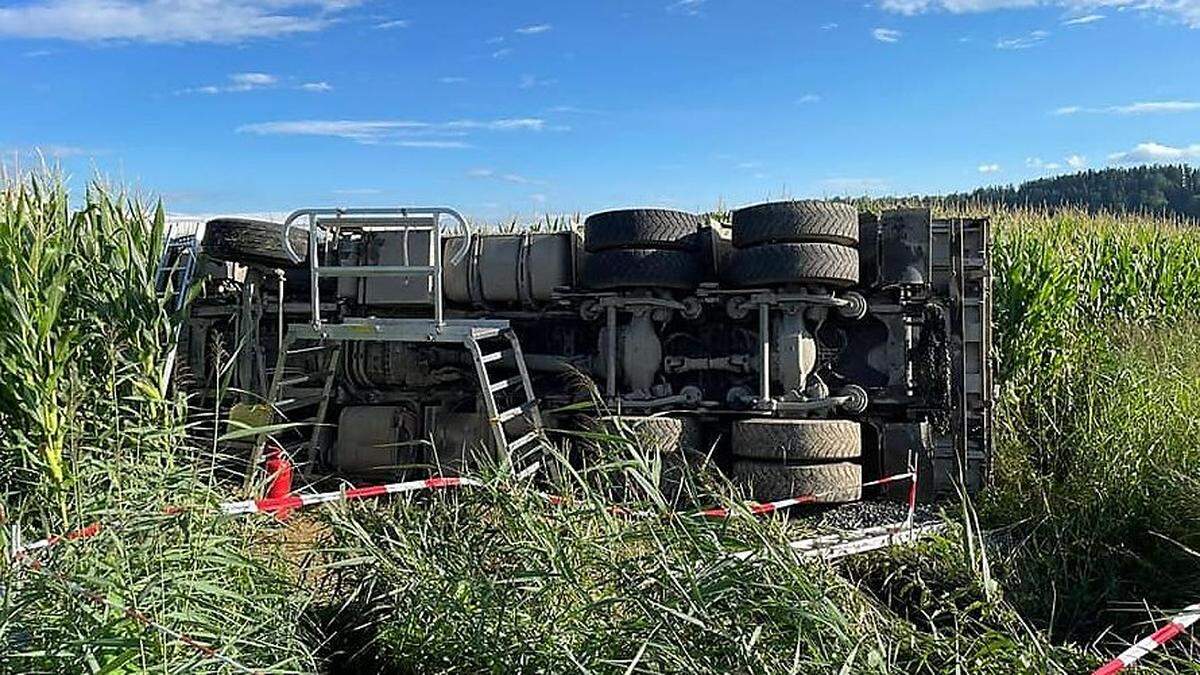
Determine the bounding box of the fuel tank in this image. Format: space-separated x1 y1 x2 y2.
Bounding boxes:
443 231 578 308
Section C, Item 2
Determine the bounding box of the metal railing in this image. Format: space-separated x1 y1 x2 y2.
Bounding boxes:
280 207 472 329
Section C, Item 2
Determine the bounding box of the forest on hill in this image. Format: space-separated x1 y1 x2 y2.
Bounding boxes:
953 164 1200 220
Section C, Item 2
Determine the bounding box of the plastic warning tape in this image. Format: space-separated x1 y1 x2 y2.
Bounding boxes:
10 521 104 558
1092 603 1200 675
729 521 945 563
219 476 483 515
697 472 916 519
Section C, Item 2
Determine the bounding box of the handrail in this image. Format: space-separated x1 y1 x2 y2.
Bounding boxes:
279 206 473 330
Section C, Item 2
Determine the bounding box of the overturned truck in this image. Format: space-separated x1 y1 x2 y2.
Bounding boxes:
174 201 992 504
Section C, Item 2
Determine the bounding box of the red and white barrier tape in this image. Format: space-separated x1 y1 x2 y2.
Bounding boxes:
697 471 915 519
1092 602 1200 675
730 521 946 562
219 476 482 515
14 470 917 556
11 521 103 558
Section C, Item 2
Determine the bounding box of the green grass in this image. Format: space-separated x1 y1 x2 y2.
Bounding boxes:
1 177 1197 673
981 207 1200 649
313 470 1087 674
0 175 314 673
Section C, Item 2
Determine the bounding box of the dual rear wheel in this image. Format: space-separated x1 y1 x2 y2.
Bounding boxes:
723 200 861 288
580 201 862 290
731 418 862 504
594 415 864 505
581 209 705 290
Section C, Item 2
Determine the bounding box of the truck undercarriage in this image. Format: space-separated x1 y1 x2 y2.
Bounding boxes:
170 201 992 505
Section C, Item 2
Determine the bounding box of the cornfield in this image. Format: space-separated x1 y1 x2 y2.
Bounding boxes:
1 175 1197 673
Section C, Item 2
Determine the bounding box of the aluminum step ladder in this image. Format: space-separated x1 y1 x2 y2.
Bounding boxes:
237 207 549 492
244 338 342 492
155 235 199 393
464 327 547 467
155 236 199 312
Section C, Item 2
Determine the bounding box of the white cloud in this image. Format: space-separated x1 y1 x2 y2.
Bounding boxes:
0 0 354 43
547 105 603 114
17 144 97 159
519 74 557 89
332 188 382 196
796 93 822 104
818 177 891 195
1108 142 1200 164
881 0 1038 14
491 47 513 59
978 163 1002 173
1063 13 1104 25
530 193 548 204
872 27 903 42
468 168 542 185
1066 154 1088 169
1055 100 1200 115
178 71 278 95
667 0 706 16
1113 101 1200 114
996 29 1049 49
1026 156 1063 170
300 81 332 92
515 23 551 34
231 72 276 87
439 76 468 84
396 140 470 149
375 19 409 29
236 118 547 146
821 22 840 29
879 0 1200 29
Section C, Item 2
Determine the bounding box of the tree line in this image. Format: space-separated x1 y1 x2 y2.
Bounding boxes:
950 164 1200 220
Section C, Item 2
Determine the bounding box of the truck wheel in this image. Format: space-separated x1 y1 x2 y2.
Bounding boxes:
723 242 858 288
204 218 307 267
731 200 859 248
582 249 701 290
597 415 710 506
595 415 702 454
732 419 861 462
584 209 704 253
732 460 862 503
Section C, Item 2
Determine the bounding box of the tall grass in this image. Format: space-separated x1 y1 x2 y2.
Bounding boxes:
2 176 1196 672
978 207 1200 649
991 207 1200 380
0 174 315 673
314 467 1086 674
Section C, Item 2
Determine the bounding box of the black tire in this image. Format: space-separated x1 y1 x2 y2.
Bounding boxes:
724 242 858 288
732 200 859 248
582 249 701 290
732 419 861 462
203 218 307 268
732 460 862 503
595 416 702 454
584 209 703 253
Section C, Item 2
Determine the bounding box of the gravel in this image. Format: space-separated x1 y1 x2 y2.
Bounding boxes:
796 500 940 533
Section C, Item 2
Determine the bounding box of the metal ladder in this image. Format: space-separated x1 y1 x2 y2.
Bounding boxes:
244 338 342 492
236 205 550 491
463 327 547 466
155 236 199 393
155 236 199 312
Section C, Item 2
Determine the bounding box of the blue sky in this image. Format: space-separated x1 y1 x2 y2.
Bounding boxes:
0 0 1197 219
